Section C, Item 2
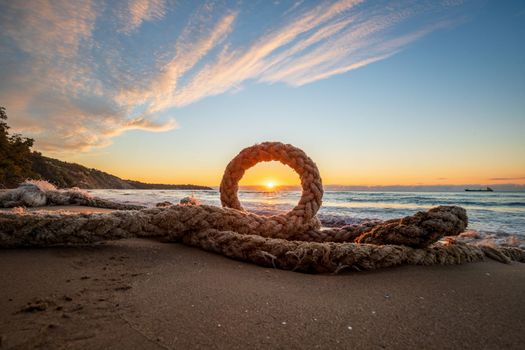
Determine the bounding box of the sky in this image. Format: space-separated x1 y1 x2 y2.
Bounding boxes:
0 0 524 187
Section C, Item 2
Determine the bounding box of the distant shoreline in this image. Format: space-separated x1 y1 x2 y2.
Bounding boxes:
121 181 212 191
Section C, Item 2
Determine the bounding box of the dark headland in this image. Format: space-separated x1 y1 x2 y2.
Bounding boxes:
27 153 212 190
1 108 210 190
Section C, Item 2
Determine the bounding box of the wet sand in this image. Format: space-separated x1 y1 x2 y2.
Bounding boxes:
1 237 524 349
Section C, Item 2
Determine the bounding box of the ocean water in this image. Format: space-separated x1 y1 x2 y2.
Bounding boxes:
87 189 525 239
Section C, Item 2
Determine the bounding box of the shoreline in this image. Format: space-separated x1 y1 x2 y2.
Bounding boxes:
1 238 524 349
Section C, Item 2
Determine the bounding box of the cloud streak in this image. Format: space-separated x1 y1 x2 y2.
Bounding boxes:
117 0 167 34
0 0 464 153
489 177 525 181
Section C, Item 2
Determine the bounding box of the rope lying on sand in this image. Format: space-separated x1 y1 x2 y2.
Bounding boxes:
1 142 524 273
0 180 143 210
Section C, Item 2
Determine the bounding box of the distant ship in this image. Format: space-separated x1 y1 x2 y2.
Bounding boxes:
465 187 494 192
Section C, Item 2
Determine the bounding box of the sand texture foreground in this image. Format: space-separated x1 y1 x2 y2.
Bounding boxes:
0 239 524 349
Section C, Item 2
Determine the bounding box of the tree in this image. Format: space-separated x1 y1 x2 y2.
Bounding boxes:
0 106 37 188
0 106 10 154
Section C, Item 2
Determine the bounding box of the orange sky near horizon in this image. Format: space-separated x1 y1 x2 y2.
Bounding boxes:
73 157 525 187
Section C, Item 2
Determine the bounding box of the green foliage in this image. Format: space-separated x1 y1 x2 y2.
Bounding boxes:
0 106 38 188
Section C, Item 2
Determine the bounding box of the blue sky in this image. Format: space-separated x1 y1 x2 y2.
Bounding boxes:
0 0 524 186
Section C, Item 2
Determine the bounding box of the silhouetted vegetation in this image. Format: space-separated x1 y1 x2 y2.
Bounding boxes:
0 106 212 190
0 107 37 188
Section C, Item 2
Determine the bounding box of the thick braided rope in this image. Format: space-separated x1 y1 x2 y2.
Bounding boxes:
0 207 523 273
220 142 323 237
0 204 467 246
0 141 524 273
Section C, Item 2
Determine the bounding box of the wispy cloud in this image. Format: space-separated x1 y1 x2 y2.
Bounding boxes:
0 0 176 152
0 0 464 153
164 0 461 107
169 0 366 106
1 0 96 60
116 8 238 114
117 0 167 34
489 177 525 181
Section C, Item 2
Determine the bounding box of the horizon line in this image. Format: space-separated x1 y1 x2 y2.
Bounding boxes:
214 183 525 189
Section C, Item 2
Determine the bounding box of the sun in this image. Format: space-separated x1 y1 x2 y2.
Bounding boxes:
265 181 276 190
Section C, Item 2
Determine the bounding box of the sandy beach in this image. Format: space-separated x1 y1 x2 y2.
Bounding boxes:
1 233 524 349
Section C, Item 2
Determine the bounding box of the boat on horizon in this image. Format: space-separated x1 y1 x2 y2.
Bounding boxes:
465 187 494 192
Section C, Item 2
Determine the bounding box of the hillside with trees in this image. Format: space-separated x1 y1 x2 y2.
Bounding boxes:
0 107 211 190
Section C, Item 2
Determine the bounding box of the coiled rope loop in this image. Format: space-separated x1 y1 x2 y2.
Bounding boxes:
220 142 323 229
